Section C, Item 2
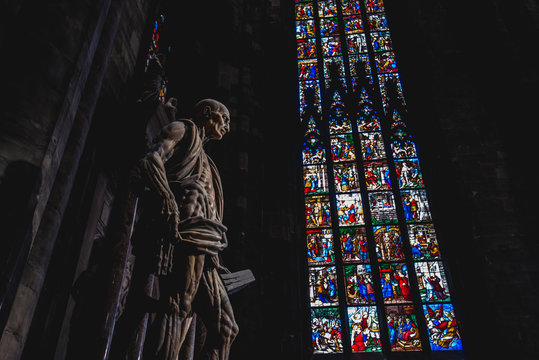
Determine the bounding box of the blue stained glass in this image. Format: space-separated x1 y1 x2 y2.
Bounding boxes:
309 266 339 307
423 304 463 351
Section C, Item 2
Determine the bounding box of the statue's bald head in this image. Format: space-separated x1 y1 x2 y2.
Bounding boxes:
193 99 227 123
192 99 231 140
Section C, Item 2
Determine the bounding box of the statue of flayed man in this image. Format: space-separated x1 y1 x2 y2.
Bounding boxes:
138 99 238 360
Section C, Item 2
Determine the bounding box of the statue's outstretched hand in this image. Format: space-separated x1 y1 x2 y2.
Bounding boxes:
161 197 181 241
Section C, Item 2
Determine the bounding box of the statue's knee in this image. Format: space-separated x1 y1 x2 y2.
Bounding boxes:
229 321 239 340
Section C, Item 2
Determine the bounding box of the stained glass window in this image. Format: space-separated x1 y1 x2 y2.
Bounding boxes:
297 0 463 356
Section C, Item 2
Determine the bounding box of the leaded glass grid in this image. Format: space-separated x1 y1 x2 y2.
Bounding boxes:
296 0 463 356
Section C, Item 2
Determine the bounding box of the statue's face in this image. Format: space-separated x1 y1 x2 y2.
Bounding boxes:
205 106 230 140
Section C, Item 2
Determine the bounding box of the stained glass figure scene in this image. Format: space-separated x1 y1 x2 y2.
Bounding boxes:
298 59 319 80
365 0 385 13
311 308 343 354
415 261 451 302
386 305 422 351
305 195 332 228
357 90 382 132
320 17 340 36
375 51 398 73
348 306 382 352
369 191 398 224
304 165 329 195
340 227 369 262
363 161 391 190
342 0 362 15
331 134 356 162
296 19 316 39
371 31 393 52
379 263 412 303
334 163 360 192
395 159 423 189
373 225 404 262
297 38 317 59
296 2 314 19
408 224 441 260
423 304 463 351
307 229 335 266
347 33 368 54
360 132 386 160
368 13 389 31
318 0 338 17
344 16 364 33
336 193 365 226
309 266 339 307
401 190 432 222
345 265 376 304
321 36 342 56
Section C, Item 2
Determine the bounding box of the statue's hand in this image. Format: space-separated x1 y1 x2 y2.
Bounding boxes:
161 197 181 241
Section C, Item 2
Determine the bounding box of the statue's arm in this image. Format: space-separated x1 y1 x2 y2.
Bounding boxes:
139 121 186 240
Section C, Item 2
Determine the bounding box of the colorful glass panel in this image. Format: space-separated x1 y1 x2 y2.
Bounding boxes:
334 163 360 193
369 191 398 224
368 13 389 31
340 227 369 262
342 0 361 15
379 263 413 303
309 266 339 307
423 304 463 351
296 19 316 39
348 306 382 352
336 193 365 226
386 305 422 351
321 36 342 56
305 195 332 228
331 134 356 162
296 3 314 19
371 31 393 52
375 51 398 73
345 264 376 305
311 308 344 353
373 225 404 262
318 0 338 17
365 0 385 14
307 229 335 266
304 165 329 195
401 190 432 223
297 38 317 59
395 159 423 189
363 161 391 190
320 17 340 36
347 34 368 54
408 224 441 260
360 132 386 160
415 261 451 302
344 16 365 34
342 0 362 15
298 59 319 80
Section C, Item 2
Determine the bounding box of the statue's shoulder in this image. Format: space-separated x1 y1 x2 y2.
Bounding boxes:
161 120 195 140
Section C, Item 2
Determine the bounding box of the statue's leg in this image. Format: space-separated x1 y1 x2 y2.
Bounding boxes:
145 253 206 360
195 268 239 360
